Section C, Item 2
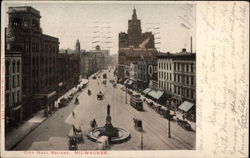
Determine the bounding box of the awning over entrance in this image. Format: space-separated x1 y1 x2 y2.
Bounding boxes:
148 89 164 100
124 79 129 85
142 88 152 94
127 80 133 86
178 101 194 112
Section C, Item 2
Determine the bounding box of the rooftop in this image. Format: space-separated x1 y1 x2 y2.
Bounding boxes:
8 6 41 17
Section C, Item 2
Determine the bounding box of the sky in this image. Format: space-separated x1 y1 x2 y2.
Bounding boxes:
4 2 196 55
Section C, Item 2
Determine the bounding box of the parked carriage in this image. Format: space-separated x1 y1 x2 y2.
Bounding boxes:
177 118 192 131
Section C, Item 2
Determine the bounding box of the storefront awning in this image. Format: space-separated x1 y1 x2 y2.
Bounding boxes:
12 105 22 111
127 80 133 85
124 79 129 85
148 90 164 100
142 88 152 94
47 91 57 99
178 101 194 112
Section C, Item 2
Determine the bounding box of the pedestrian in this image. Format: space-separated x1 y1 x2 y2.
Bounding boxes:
72 111 75 118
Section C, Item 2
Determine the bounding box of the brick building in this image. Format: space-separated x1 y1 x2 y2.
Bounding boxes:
6 6 59 119
5 50 23 129
118 8 157 82
157 49 196 121
57 52 80 96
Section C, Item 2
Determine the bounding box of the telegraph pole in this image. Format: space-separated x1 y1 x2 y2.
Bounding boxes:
141 130 143 150
125 86 128 104
167 110 171 138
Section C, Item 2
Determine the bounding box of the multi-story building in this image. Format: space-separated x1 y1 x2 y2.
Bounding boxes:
79 45 109 78
118 8 157 82
118 48 157 82
157 52 174 94
157 49 196 120
137 59 157 92
5 50 23 129
75 39 80 54
119 8 155 49
172 49 196 105
6 6 59 118
57 52 80 95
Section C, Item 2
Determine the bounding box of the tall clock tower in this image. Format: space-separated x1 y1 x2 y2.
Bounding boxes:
127 8 142 48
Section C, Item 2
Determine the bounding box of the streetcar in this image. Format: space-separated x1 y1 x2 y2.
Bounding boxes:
130 95 143 111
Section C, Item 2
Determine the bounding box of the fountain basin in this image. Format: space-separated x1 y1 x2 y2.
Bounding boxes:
87 127 130 144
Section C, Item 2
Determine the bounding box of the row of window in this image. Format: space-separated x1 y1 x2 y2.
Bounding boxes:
174 86 195 100
158 62 195 73
175 75 194 85
158 71 172 80
31 43 57 54
5 90 21 108
5 75 20 90
158 61 172 70
5 60 21 75
158 71 195 86
158 80 171 91
174 63 194 72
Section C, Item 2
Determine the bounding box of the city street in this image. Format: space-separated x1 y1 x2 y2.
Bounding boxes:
14 68 195 150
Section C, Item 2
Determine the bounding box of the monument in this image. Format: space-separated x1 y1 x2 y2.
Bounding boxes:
87 104 130 144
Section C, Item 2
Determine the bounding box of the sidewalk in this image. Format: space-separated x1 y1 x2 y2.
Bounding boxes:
120 84 196 131
5 110 47 150
5 79 89 150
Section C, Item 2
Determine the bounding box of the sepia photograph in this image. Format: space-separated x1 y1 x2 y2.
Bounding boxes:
1 0 196 153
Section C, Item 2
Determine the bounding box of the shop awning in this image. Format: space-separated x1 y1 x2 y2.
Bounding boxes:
47 91 57 99
142 88 152 94
148 90 164 100
178 101 194 112
124 79 129 85
154 90 164 100
127 80 133 85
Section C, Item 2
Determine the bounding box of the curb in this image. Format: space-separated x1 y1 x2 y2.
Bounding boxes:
8 111 56 150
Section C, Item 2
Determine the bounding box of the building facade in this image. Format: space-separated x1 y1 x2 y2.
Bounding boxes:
79 45 109 78
5 51 23 129
172 49 196 105
57 52 80 96
118 8 157 82
157 49 196 116
6 6 59 119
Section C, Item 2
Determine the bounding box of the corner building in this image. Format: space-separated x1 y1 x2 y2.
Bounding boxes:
6 6 59 119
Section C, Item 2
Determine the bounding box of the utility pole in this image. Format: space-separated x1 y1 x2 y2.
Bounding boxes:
167 110 171 138
141 130 143 150
125 86 128 104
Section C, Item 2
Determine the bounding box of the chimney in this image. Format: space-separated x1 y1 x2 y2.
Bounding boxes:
190 36 193 54
182 48 186 53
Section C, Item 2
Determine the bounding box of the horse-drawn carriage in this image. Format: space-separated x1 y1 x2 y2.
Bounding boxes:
97 92 104 100
74 98 79 104
133 118 143 131
88 89 91 96
67 125 83 150
177 118 192 131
